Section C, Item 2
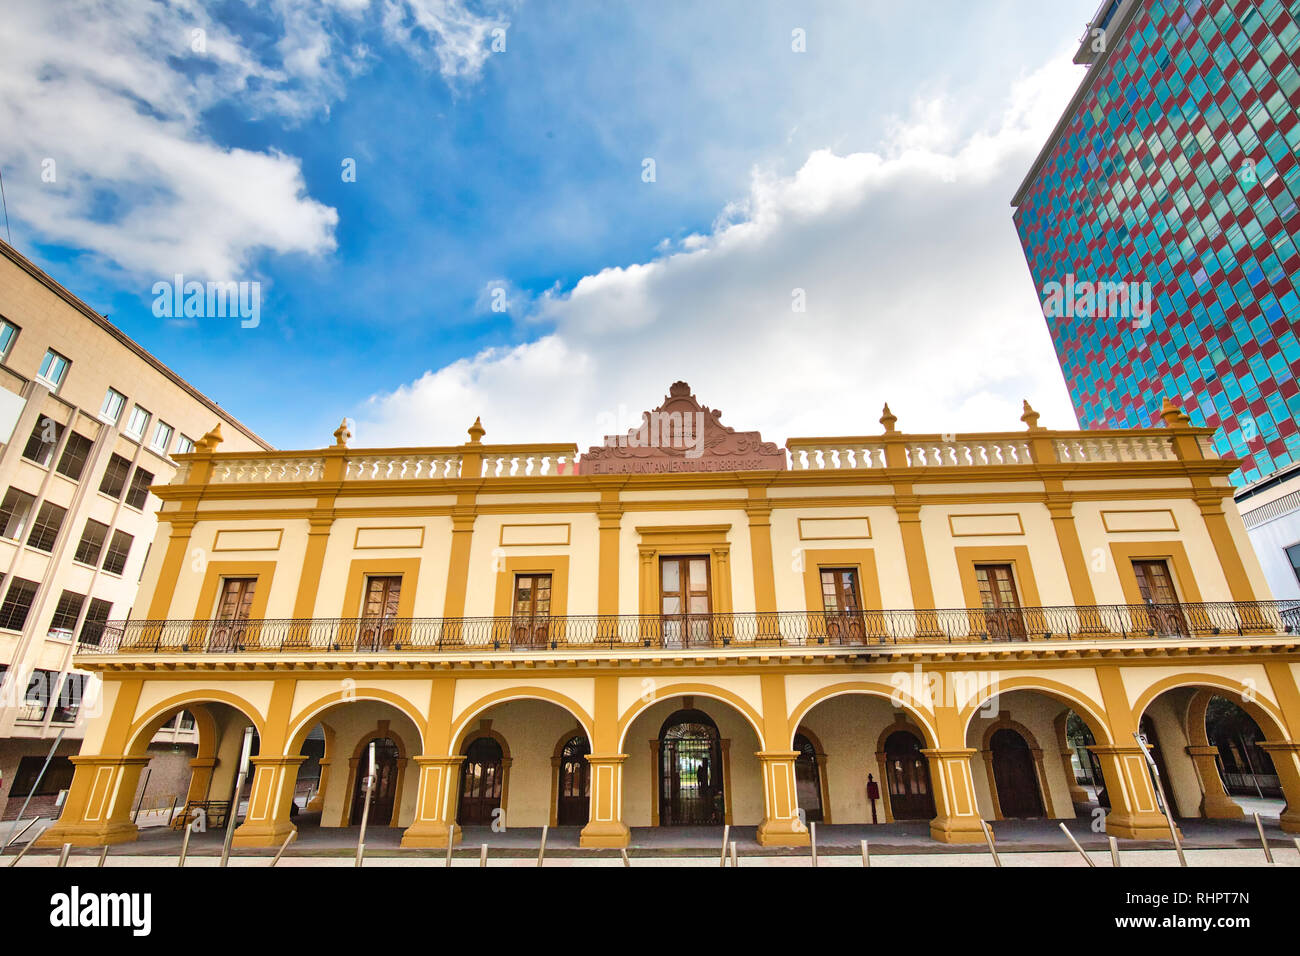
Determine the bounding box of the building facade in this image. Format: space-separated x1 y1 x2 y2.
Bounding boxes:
1012 0 1300 485
1235 462 1300 599
0 239 269 821
36 383 1300 850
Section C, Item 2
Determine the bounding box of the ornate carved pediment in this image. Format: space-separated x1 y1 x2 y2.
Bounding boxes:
578 382 786 475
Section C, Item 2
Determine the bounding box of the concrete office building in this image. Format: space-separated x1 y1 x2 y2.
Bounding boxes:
0 239 269 820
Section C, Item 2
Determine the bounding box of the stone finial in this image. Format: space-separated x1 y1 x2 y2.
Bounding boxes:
467 416 486 444
195 423 224 453
332 418 353 448
879 402 898 435
1159 397 1191 427
1020 399 1042 431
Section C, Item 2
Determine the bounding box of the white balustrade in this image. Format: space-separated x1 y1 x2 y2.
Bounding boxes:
345 453 461 480
1053 434 1176 463
787 443 887 470
478 452 575 477
208 457 326 483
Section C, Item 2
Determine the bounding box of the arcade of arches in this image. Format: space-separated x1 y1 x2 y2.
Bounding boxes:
36 656 1300 849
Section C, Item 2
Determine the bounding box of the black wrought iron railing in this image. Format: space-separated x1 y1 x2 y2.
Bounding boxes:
77 601 1300 655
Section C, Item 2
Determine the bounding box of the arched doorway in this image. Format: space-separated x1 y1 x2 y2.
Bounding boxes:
459 737 505 826
793 733 823 823
883 730 935 821
350 737 400 825
1207 696 1280 798
989 728 1044 819
556 735 590 826
659 709 724 825
1066 712 1109 808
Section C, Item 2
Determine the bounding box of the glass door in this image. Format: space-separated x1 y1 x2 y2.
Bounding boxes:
660 556 711 648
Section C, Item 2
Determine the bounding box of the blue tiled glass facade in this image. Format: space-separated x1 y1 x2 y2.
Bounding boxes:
1014 0 1300 484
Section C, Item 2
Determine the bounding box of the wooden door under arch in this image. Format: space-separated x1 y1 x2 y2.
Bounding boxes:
883 731 935 821
793 733 823 823
458 737 504 826
557 735 590 826
989 728 1045 818
350 737 400 825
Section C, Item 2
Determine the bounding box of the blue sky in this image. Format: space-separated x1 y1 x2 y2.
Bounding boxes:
0 0 1098 450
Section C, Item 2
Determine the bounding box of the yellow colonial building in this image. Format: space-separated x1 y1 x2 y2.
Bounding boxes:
37 383 1300 850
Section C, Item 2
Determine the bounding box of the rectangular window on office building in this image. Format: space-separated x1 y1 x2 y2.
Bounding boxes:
79 598 113 647
125 467 154 510
48 590 87 640
1288 543 1300 586
175 434 195 455
20 670 53 721
123 405 150 439
26 500 67 552
36 349 70 390
99 388 126 425
55 432 94 481
74 519 108 566
0 577 40 631
102 530 133 575
0 318 19 360
51 672 88 723
0 487 37 541
151 420 173 453
98 453 131 499
21 417 64 468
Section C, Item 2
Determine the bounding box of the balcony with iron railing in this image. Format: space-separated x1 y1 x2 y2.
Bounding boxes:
77 601 1300 658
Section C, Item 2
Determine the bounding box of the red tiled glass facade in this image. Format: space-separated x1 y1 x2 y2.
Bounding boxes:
1014 0 1300 484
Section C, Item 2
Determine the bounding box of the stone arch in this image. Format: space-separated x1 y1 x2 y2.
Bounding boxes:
450 688 594 753
1131 673 1291 743
616 683 765 752
286 687 428 756
126 690 265 757
959 676 1113 746
789 682 937 749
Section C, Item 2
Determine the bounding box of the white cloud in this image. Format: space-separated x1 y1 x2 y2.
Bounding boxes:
0 0 509 279
353 52 1088 451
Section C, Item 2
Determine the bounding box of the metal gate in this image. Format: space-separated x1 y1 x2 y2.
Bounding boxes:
659 715 723 826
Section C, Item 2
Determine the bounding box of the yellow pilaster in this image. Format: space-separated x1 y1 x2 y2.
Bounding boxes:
232 755 307 847
597 489 622 621
923 747 985 843
581 675 630 847
34 755 152 847
895 496 935 611
1195 490 1257 602
1257 743 1300 833
754 672 808 845
1092 666 1170 839
401 756 466 847
746 490 777 615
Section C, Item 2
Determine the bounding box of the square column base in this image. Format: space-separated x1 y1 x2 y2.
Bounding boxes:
757 819 810 846
929 820 986 844
1105 810 1180 841
34 820 140 848
231 820 298 848
579 820 630 848
400 821 462 849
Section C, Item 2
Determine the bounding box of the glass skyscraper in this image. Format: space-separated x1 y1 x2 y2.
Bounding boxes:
1013 0 1300 484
